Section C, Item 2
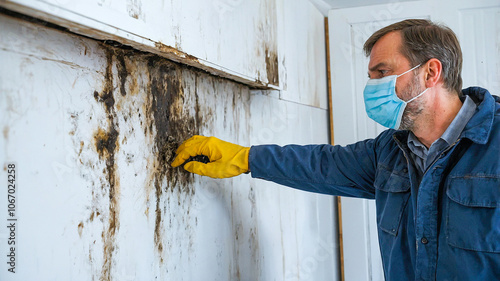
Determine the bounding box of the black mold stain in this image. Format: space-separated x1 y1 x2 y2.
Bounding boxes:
94 90 115 113
144 57 203 259
93 48 121 281
94 128 118 160
116 54 128 96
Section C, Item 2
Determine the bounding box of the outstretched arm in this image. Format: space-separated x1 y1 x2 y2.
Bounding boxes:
172 135 378 199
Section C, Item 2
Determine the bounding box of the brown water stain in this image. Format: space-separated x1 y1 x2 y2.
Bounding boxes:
3 126 9 139
257 0 279 87
78 141 84 156
78 222 84 237
93 47 121 281
265 48 279 86
125 58 140 96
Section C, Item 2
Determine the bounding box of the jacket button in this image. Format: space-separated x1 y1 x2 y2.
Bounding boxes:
403 168 408 173
421 237 429 244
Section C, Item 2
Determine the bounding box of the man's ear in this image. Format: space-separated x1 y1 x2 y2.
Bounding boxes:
423 58 442 88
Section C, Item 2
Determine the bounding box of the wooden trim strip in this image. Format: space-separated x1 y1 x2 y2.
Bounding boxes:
324 17 345 281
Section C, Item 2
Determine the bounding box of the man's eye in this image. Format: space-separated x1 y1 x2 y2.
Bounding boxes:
379 70 388 76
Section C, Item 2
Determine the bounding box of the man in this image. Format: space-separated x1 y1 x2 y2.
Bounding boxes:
171 19 500 280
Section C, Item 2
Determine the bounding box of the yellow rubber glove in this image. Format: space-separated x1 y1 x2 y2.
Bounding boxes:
171 135 250 178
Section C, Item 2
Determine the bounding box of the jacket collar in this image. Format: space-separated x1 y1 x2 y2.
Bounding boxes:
393 87 499 145
460 87 498 144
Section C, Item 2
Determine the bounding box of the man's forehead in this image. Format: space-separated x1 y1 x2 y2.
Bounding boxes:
368 31 406 70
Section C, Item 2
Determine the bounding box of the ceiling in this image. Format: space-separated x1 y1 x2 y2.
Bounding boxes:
309 0 418 15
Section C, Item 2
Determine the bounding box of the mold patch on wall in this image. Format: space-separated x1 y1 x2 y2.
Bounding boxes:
73 39 228 276
2 12 258 279
145 57 201 189
143 57 204 261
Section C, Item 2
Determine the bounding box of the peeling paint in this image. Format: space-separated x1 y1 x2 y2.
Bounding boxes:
154 42 199 63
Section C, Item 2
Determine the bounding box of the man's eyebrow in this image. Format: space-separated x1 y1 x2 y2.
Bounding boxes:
368 62 389 72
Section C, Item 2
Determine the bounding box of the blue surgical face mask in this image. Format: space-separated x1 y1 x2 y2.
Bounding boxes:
363 64 429 129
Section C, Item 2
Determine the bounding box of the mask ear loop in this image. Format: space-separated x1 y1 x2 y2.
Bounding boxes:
405 88 429 104
397 64 422 78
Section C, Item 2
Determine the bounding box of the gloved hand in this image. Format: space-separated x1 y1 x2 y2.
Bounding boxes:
171 135 250 178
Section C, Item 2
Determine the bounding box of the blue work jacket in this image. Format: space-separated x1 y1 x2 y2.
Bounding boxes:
249 87 500 281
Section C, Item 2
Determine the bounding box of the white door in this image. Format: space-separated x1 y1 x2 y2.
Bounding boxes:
328 0 500 280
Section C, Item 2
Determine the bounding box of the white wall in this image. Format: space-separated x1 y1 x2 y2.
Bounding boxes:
0 0 339 280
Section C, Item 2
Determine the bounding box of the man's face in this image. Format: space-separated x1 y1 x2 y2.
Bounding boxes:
367 31 426 130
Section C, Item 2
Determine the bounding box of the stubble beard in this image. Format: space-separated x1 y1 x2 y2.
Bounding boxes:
398 74 426 131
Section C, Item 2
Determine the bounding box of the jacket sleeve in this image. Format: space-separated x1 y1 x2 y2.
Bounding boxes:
248 139 379 199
